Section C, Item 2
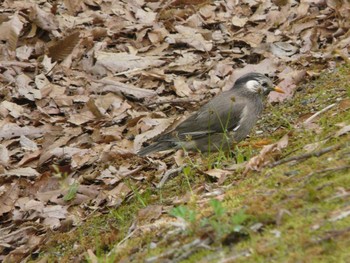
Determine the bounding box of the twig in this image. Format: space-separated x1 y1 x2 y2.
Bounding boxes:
172 238 212 263
270 144 341 168
218 250 252 263
302 165 350 185
312 227 350 244
145 237 211 263
145 98 201 107
0 226 38 241
303 103 336 124
156 166 184 188
0 61 37 68
107 221 137 256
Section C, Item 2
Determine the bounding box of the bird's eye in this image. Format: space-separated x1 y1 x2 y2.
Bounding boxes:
262 82 268 87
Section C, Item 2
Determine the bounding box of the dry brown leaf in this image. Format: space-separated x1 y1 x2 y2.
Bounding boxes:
16 73 42 101
107 182 131 207
17 150 42 167
20 135 39 151
38 146 90 166
1 225 45 262
133 117 175 152
16 45 34 61
0 14 23 51
0 124 49 140
0 145 9 166
2 167 40 178
173 77 192 97
244 134 289 174
68 110 96 125
0 101 24 118
96 78 157 99
204 168 231 182
0 183 19 216
173 25 213 51
231 16 248 27
137 205 163 224
270 42 298 58
29 4 58 31
48 32 80 61
64 0 84 15
94 51 165 73
135 7 157 24
339 99 350 111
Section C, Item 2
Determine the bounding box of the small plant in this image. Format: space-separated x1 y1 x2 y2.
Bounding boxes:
170 205 197 224
201 200 250 240
170 205 198 234
63 181 79 201
182 166 194 195
52 164 79 201
202 199 227 238
231 209 250 232
170 200 251 241
124 179 147 207
210 199 225 217
52 164 68 179
234 145 253 164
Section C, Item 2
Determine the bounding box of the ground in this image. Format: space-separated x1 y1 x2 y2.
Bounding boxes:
38 65 350 262
0 1 350 262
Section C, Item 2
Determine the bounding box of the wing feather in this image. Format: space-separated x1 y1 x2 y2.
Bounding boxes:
173 91 249 140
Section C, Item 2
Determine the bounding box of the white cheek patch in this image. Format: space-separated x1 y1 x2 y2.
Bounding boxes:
246 80 260 92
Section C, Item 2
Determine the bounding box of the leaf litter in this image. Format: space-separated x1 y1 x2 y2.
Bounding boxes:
0 0 350 261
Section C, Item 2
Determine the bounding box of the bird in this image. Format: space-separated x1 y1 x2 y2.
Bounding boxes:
138 72 284 156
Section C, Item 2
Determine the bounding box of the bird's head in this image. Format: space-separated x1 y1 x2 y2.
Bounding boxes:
234 73 284 96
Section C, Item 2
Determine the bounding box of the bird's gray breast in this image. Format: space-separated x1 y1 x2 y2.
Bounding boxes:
233 96 263 142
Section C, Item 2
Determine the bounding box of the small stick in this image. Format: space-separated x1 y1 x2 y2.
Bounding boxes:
312 227 350 244
145 237 211 263
270 144 341 168
145 98 201 107
157 166 183 188
302 165 350 185
304 103 336 124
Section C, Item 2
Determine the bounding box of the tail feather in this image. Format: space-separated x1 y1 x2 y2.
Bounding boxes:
137 141 174 156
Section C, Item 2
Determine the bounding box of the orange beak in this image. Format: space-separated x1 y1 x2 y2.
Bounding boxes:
273 86 284 93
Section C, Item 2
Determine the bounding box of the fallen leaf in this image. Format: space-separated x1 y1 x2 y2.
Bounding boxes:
137 205 163 224
48 32 80 61
173 25 213 52
0 14 23 51
96 78 157 99
0 183 20 216
0 144 9 166
204 168 231 182
173 77 192 97
2 167 40 178
94 51 165 73
231 16 248 27
0 101 24 118
29 4 58 31
134 117 175 152
244 134 289 174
